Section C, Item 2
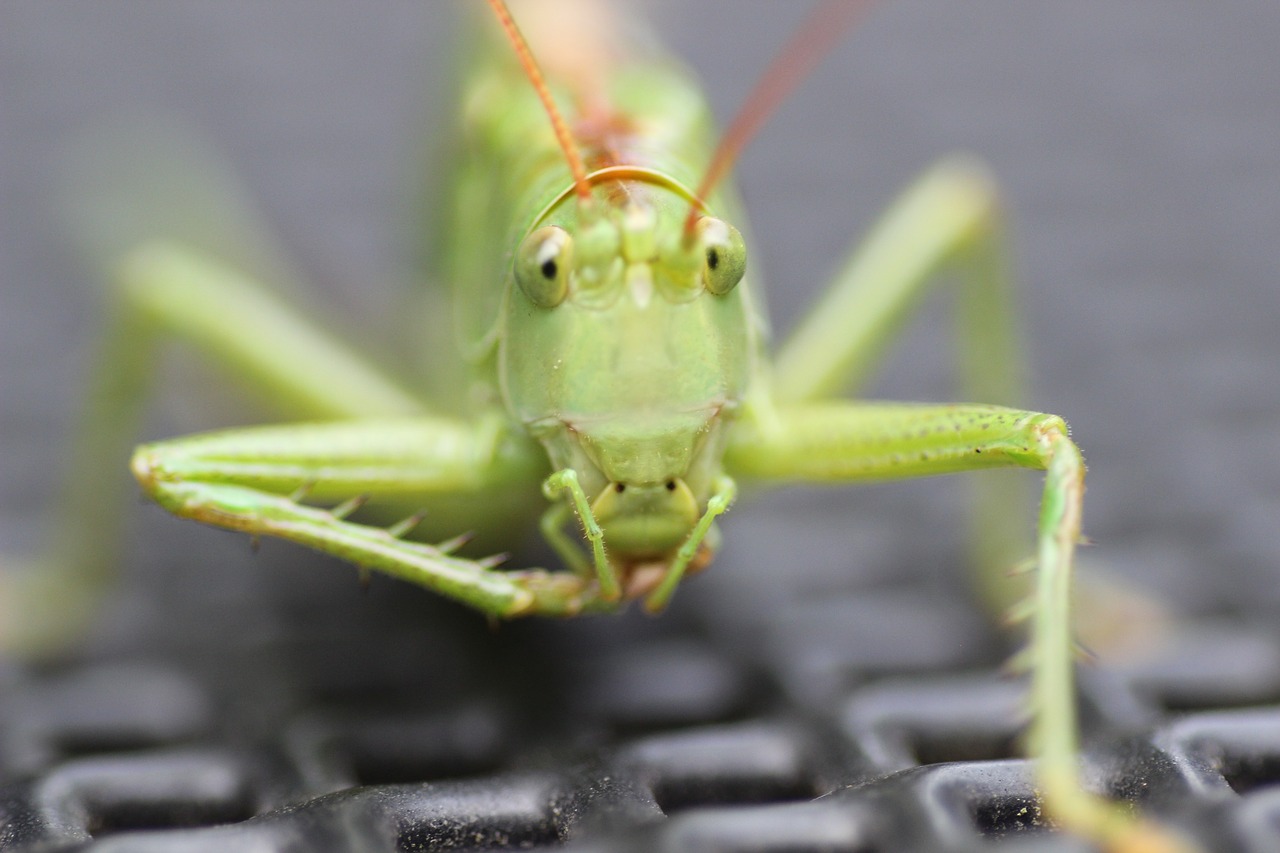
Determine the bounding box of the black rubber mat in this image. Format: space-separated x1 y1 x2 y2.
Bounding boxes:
2 574 1280 851
3 4 1279 851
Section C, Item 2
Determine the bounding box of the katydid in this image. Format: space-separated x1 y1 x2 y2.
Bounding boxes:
5 1 1196 850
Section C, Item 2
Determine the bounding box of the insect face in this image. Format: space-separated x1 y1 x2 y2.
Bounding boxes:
501 181 754 560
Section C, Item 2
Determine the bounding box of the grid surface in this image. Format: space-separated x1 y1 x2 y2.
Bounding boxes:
1 586 1280 851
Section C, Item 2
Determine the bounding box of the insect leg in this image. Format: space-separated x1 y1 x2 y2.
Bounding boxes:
726 401 1191 852
128 416 581 617
643 475 736 614
538 502 593 579
111 242 430 419
771 157 1025 616
772 157 1016 404
542 470 619 602
4 243 431 655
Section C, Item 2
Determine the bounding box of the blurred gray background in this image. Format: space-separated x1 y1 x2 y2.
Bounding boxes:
1 2 1278 654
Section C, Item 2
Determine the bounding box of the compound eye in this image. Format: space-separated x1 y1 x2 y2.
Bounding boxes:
515 226 572 307
697 217 746 295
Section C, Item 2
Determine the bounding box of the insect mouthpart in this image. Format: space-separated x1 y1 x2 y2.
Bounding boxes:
591 476 700 558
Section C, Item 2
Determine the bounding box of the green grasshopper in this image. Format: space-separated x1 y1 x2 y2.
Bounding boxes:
7 1 1193 850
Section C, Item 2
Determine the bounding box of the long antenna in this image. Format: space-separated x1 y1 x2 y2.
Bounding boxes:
486 0 592 202
685 0 874 235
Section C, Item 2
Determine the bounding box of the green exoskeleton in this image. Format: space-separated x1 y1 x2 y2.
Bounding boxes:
9 1 1191 851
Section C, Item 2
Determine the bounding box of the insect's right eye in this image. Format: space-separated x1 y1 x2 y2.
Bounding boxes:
515 226 572 307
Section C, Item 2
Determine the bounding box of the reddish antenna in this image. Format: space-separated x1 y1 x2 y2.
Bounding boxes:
684 0 874 236
486 0 592 202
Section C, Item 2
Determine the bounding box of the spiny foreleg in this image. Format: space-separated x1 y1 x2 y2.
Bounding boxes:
130 417 620 618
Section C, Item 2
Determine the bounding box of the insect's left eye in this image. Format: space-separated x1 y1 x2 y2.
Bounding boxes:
697 218 746 295
515 226 573 307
